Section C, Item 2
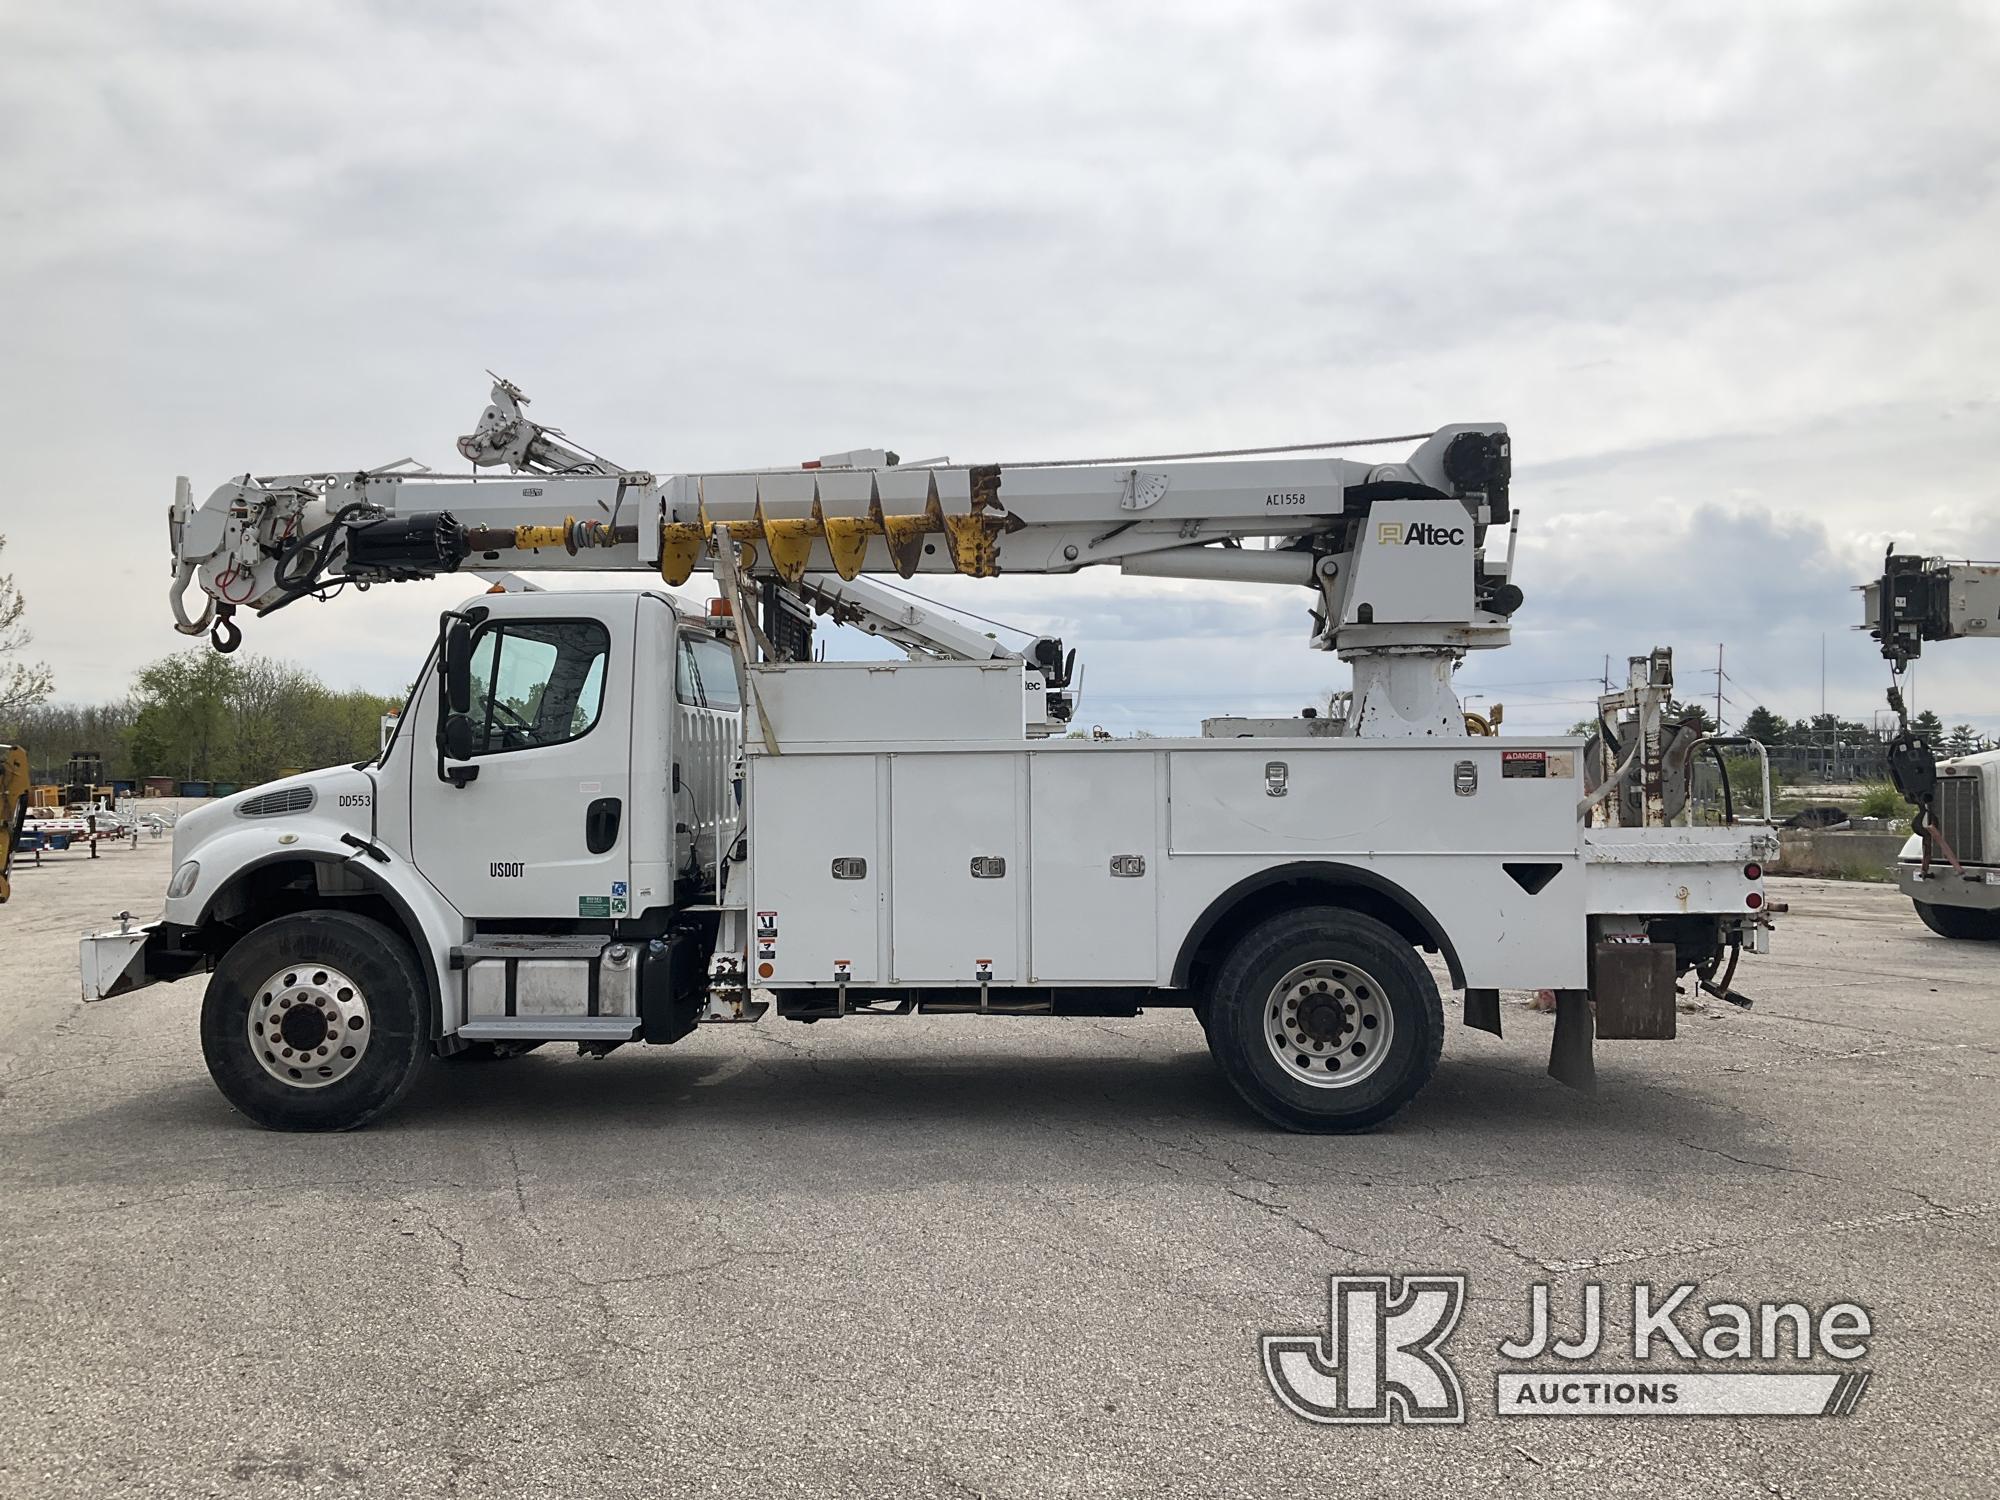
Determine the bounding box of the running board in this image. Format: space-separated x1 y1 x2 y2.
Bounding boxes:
457 1017 640 1042
451 934 608 967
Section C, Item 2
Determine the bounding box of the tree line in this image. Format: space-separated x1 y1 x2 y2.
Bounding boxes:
1739 705 1989 755
1 650 402 787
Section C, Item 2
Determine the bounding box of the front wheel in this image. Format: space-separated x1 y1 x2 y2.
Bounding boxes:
1205 907 1443 1133
201 910 430 1130
1913 900 2000 941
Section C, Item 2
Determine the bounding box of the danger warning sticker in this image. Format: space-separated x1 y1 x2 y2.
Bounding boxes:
1501 750 1548 779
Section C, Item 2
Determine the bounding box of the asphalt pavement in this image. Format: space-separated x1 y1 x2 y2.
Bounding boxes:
2 835 1995 1497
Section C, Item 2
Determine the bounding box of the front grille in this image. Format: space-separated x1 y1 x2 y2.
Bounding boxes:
237 785 315 818
1934 775 1985 864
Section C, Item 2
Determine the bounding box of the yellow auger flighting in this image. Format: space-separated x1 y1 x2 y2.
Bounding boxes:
656 464 1006 587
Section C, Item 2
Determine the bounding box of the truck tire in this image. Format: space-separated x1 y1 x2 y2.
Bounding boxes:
1913 900 2000 941
1205 906 1443 1133
200 910 430 1131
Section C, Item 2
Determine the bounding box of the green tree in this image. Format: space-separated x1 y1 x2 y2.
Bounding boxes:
130 650 242 781
1948 723 1977 756
1740 705 1787 744
1794 712 1873 747
0 533 53 719
1910 709 1944 745
1667 699 1719 734
228 656 326 783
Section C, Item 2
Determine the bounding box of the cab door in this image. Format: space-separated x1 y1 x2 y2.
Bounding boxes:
410 594 634 919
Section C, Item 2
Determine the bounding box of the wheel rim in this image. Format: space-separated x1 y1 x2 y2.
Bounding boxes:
246 963 371 1089
1262 959 1394 1089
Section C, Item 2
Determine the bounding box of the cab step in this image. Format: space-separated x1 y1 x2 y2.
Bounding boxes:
457 1017 640 1042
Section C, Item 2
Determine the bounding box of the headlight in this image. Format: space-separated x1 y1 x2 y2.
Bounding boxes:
167 860 201 898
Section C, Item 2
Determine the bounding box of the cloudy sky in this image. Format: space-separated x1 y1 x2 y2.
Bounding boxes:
3 1 1996 737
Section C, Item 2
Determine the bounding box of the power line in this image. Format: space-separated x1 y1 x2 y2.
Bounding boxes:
1454 676 1604 690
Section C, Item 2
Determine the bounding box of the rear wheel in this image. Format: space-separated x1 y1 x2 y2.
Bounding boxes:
201 910 430 1130
1913 900 2000 941
1205 907 1443 1133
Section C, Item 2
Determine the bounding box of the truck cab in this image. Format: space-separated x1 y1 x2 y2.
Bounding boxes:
83 591 744 1122
1895 749 2000 939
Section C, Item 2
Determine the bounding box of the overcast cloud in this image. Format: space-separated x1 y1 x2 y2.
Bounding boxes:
2 1 1996 736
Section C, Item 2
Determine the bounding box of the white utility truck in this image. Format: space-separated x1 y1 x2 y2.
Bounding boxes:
81 382 1777 1131
1864 551 2000 939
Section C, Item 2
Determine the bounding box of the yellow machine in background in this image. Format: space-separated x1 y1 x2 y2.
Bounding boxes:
1 745 29 904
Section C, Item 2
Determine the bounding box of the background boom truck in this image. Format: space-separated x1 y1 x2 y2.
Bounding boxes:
1864 551 2000 939
80 382 1777 1131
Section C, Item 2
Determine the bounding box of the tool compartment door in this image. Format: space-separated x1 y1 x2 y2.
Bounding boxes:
750 755 882 984
889 754 1024 983
1029 752 1159 982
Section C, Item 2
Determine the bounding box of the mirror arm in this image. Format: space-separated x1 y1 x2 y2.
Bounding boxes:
434 606 488 789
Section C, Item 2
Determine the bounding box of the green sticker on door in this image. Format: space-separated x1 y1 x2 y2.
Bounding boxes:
578 895 611 917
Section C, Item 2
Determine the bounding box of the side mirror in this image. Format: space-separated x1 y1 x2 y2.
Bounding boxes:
442 620 475 715
441 713 476 762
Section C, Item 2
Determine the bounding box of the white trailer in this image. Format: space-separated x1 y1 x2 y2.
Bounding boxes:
81 383 1776 1131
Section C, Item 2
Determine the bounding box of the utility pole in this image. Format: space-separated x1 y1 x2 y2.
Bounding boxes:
1820 634 1826 718
1714 643 1724 731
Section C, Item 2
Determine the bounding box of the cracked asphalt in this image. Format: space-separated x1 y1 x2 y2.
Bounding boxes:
3 836 1997 1497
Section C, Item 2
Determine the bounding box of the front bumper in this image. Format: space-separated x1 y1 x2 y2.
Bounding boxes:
79 921 206 1001
1898 864 2000 912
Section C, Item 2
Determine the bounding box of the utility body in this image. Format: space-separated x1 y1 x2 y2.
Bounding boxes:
82 383 1775 1130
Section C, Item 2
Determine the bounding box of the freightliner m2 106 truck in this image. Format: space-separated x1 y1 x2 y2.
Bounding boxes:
81 383 1776 1131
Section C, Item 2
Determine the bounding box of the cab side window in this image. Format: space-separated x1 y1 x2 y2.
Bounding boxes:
465 620 610 754
675 633 742 711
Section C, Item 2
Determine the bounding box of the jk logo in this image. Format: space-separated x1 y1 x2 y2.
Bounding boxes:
1262 1275 1467 1425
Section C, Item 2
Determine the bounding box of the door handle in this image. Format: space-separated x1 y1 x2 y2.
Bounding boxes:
585 797 622 854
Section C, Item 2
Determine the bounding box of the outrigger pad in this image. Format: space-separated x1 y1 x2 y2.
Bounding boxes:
1547 988 1596 1093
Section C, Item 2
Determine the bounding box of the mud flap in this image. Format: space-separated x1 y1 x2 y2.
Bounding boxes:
1591 941 1677 1040
1547 989 1595 1092
1462 987 1502 1037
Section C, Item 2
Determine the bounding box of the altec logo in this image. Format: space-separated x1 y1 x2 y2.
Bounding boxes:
1376 521 1466 547
1262 1275 1467 1425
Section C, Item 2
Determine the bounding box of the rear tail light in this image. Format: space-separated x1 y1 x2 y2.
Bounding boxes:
1744 863 1762 880
1746 892 1764 909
